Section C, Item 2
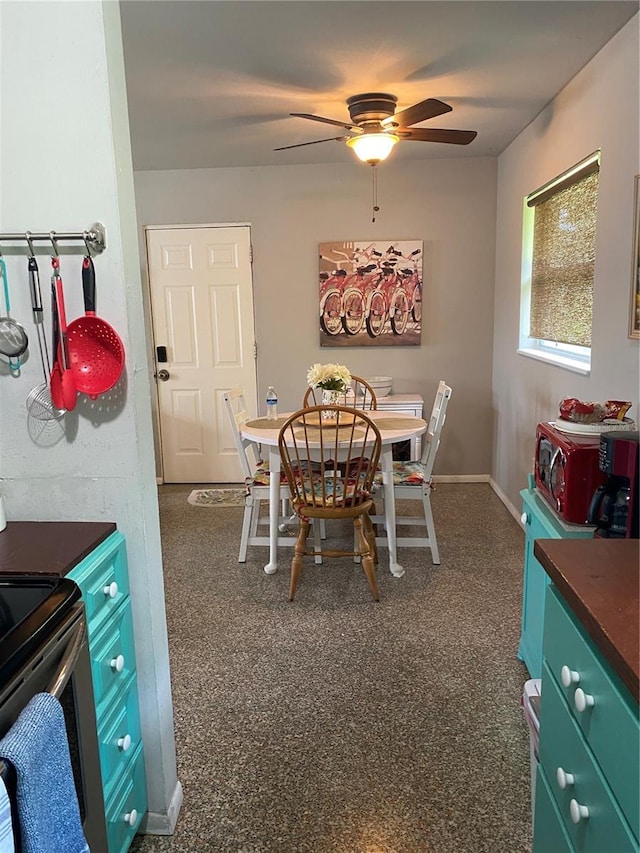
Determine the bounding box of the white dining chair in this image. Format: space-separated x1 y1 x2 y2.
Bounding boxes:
222 388 293 562
372 380 452 564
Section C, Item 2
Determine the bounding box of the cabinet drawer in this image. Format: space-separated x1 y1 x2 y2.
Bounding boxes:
105 743 147 853
533 765 573 853
543 587 639 839
519 531 551 678
519 490 561 680
98 672 144 803
522 496 560 541
376 396 423 417
91 599 136 711
539 665 636 851
69 532 129 636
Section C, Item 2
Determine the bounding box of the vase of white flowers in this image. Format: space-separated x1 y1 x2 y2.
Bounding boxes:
322 387 341 403
306 363 352 419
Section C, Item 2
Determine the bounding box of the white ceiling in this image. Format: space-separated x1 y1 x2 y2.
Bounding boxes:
120 0 638 171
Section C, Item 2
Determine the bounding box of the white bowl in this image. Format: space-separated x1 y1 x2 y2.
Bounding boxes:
362 376 392 397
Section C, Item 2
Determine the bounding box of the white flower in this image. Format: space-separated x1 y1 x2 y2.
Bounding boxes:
306 363 352 391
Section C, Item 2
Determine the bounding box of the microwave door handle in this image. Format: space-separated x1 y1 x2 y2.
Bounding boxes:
549 446 565 512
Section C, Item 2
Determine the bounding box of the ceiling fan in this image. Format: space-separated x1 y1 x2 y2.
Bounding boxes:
275 92 477 164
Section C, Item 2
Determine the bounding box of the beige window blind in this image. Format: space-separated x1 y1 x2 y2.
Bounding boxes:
527 153 600 348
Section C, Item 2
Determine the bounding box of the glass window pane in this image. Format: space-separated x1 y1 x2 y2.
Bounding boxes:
529 170 598 347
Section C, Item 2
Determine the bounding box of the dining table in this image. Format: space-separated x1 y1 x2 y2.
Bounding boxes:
241 409 428 579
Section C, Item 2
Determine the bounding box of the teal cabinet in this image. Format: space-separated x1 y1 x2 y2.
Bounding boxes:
534 769 573 853
534 585 639 852
69 531 147 853
519 476 594 678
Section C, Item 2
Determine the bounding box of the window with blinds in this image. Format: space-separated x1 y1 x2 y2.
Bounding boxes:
519 151 600 373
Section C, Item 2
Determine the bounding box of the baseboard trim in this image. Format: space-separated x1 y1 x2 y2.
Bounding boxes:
156 477 163 485
433 474 491 483
141 780 183 836
489 477 522 525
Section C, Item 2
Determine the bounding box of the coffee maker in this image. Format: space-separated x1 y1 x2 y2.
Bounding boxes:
587 431 639 538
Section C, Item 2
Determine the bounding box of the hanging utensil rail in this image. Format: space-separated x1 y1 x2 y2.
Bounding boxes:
0 222 106 256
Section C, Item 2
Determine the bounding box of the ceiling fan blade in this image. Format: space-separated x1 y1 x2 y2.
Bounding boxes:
290 112 361 132
398 128 477 145
383 98 452 128
274 136 347 151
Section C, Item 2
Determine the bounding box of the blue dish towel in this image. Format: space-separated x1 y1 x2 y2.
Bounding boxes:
0 693 89 853
0 774 15 853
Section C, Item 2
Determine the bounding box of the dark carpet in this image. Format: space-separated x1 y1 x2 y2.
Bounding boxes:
131 483 532 853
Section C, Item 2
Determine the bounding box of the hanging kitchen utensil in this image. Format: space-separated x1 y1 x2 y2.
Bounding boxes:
27 254 51 368
49 277 65 411
50 257 77 411
25 253 64 421
67 256 125 398
0 256 29 371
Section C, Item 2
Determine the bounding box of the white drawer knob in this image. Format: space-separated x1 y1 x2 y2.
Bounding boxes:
117 734 132 752
103 582 118 599
556 767 575 789
570 799 589 824
110 654 125 673
561 665 580 688
124 809 138 827
574 688 595 713
520 512 529 525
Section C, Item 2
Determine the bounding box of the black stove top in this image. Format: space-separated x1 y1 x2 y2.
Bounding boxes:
0 575 80 683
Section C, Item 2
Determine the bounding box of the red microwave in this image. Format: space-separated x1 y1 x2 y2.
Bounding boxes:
534 421 606 524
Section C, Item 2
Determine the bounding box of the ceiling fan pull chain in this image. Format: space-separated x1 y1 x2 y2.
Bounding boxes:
371 165 380 223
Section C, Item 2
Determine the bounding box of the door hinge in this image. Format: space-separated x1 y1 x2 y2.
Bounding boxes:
250 244 254 265
253 342 257 359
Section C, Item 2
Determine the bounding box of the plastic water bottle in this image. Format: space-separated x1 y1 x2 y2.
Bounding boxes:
266 386 278 420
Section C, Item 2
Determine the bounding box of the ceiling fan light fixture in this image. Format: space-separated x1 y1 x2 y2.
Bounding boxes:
347 132 399 164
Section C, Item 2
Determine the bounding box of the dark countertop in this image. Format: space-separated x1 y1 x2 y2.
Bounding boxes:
534 538 639 703
0 521 116 576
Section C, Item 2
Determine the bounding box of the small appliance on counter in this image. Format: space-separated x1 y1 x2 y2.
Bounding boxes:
534 397 635 525
588 430 639 538
534 421 605 524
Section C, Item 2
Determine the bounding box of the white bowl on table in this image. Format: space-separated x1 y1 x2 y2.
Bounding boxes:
361 376 393 397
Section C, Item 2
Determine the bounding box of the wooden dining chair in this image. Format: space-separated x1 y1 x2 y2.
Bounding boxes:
222 388 293 562
372 380 452 564
278 405 382 601
303 375 378 410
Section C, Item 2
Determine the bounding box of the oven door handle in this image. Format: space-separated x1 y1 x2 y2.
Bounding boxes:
46 617 86 700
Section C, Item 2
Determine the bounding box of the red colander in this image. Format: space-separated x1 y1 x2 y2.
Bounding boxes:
66 256 125 399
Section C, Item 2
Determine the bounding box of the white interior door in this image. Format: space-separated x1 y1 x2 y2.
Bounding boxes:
146 225 257 483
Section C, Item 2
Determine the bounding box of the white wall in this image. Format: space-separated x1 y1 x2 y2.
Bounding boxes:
135 157 498 476
492 15 640 509
0 1 180 833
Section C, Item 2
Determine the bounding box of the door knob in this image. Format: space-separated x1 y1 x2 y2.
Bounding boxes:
156 369 170 382
556 767 575 789
574 688 595 712
110 654 125 672
569 799 590 824
561 665 580 687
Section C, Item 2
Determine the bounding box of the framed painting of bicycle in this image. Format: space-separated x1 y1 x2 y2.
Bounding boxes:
319 240 423 346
